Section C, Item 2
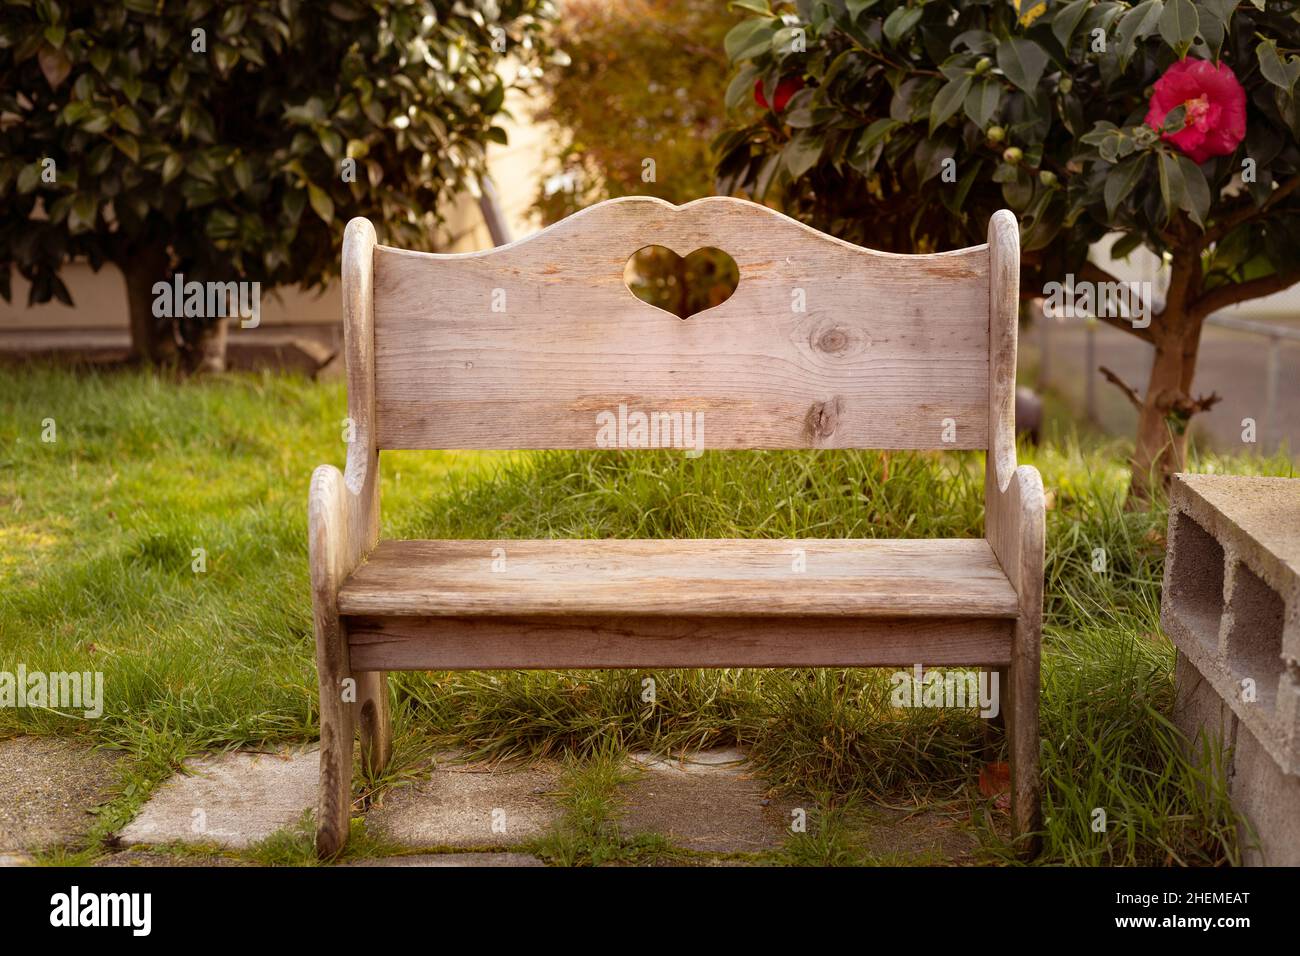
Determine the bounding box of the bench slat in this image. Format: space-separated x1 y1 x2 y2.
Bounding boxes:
336 538 1019 619
346 615 1013 670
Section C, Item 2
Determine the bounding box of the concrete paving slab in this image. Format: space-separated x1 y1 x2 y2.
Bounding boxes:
618 748 792 854
117 747 317 849
94 849 250 867
345 852 545 867
365 753 563 848
852 805 980 864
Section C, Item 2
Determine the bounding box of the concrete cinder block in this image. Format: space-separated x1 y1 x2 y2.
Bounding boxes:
1162 475 1300 867
1162 475 1299 775
1229 723 1300 867
1172 649 1236 766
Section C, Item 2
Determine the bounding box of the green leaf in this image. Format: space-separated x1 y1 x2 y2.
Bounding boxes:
1157 150 1185 224
725 64 759 112
111 135 140 163
17 163 41 194
782 88 817 127
1256 39 1300 95
61 101 93 125
68 194 97 234
929 74 971 133
883 6 923 46
963 79 1001 129
1200 0 1239 22
1104 154 1148 218
731 1 774 15
752 151 782 201
1197 0 1235 57
1176 154 1210 227
318 127 343 160
307 183 334 223
1158 0 1197 56
1116 0 1164 69
859 117 901 153
233 157 253 191
1051 0 1092 49
996 38 1049 94
161 152 184 184
782 129 824 178
724 19 777 62
112 105 143 135
915 135 955 185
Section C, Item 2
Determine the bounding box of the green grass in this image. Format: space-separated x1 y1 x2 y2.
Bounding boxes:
1 363 1294 866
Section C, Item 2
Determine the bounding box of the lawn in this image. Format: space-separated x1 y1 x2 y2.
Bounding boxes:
1 363 1294 865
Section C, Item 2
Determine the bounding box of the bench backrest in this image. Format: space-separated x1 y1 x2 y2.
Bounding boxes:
344 197 1020 455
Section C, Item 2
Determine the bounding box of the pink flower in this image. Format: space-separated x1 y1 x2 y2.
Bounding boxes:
1145 59 1246 164
754 76 804 112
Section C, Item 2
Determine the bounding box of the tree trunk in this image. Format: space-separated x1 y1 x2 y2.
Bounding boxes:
1128 313 1204 503
120 245 177 364
186 316 229 373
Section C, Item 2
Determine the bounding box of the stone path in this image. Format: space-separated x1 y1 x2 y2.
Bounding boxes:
117 747 318 849
364 751 563 848
618 748 796 853
2 735 986 866
0 736 120 858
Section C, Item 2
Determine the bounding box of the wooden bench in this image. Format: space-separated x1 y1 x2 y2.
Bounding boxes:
308 197 1044 858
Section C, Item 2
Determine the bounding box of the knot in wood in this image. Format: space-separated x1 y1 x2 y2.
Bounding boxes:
806 397 842 441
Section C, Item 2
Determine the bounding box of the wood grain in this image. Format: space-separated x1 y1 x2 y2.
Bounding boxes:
346 614 1013 671
336 538 1021 619
340 216 392 782
369 196 992 450
309 217 390 860
308 463 355 859
982 209 1044 856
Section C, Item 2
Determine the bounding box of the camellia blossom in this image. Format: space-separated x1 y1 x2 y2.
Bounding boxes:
1145 59 1247 164
754 76 803 112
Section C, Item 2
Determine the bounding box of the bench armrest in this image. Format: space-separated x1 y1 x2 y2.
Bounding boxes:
985 461 1045 609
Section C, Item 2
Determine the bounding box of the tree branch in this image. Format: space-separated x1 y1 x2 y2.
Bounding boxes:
1203 175 1300 245
1099 365 1144 410
1191 266 1300 320
1077 262 1157 343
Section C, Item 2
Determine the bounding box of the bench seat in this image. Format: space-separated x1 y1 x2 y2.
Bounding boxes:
337 539 1020 671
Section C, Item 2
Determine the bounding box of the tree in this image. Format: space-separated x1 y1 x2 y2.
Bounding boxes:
1 0 553 369
533 0 740 317
715 0 1300 499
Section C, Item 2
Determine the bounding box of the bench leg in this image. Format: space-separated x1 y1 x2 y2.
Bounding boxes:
982 666 1008 763
357 671 392 776
1007 621 1041 857
315 613 355 859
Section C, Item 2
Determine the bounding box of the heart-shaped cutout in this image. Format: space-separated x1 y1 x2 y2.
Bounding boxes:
624 245 739 319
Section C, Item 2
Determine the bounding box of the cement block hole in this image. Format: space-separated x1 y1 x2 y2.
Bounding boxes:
1167 512 1225 652
1225 563 1285 712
